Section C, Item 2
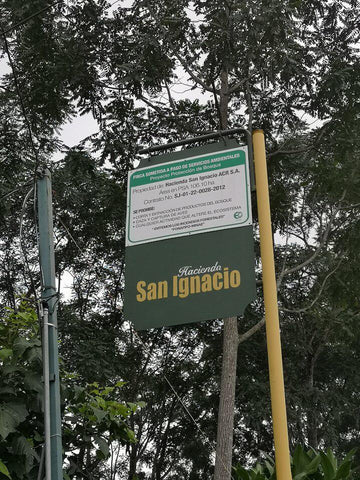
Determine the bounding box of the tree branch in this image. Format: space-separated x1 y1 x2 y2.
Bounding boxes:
228 77 249 94
281 257 344 314
245 80 253 132
139 95 167 115
276 213 292 289
238 191 346 345
144 2 215 94
268 147 312 158
239 317 265 344
280 218 333 277
268 121 330 158
164 82 176 112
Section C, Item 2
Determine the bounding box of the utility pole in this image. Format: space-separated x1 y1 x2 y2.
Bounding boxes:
37 168 63 479
252 130 292 480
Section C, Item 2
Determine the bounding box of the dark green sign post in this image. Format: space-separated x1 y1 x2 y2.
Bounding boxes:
124 138 256 329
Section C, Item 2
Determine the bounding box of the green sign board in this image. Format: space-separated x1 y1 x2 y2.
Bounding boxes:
124 139 256 330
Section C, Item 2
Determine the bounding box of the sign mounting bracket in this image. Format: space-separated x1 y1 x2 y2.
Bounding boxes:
138 128 255 191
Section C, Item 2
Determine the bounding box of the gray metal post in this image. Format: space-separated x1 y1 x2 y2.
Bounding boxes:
37 169 63 479
42 306 51 478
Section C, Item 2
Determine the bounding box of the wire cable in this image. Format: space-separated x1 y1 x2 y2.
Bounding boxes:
19 187 40 306
2 1 63 36
132 329 235 480
0 182 33 201
1 33 41 173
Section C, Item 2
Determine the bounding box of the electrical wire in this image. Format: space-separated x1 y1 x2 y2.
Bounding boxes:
131 329 235 480
2 1 63 36
19 187 40 307
0 182 33 201
1 33 41 173
2 0 129 38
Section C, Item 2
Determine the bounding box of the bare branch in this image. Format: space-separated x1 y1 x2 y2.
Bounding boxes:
228 77 248 94
338 202 360 210
276 213 292 289
245 80 253 133
268 147 311 157
282 190 347 278
281 257 344 314
268 121 330 158
239 317 265 344
238 190 347 345
144 3 215 94
165 82 177 113
139 95 166 114
280 217 333 277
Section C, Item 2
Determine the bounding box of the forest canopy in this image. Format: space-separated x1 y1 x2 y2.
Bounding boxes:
0 0 360 478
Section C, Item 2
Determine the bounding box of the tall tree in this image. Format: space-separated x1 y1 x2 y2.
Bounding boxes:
1 0 360 478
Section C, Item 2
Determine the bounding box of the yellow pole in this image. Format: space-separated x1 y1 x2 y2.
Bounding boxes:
252 129 292 480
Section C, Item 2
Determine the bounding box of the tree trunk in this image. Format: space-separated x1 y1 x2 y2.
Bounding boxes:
214 317 238 480
219 67 229 130
128 443 138 480
307 354 318 447
213 62 238 480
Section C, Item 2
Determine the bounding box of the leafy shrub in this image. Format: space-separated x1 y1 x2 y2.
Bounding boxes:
0 303 42 479
0 303 143 479
233 446 357 480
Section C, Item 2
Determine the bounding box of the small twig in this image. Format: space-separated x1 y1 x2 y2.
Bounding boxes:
144 2 214 94
276 213 292 289
281 257 344 314
212 80 222 129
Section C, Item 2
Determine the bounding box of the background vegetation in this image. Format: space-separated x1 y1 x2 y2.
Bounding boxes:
0 0 360 478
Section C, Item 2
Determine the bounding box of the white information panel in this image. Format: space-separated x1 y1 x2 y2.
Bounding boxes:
126 147 252 246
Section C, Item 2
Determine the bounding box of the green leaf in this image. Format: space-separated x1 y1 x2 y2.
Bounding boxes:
265 460 274 475
94 436 110 459
12 337 31 357
293 445 312 475
0 349 12 362
73 385 85 399
12 436 38 461
2 366 20 376
327 449 338 470
33 431 43 442
304 454 321 474
24 373 43 393
0 404 28 440
335 461 351 480
340 448 357 465
91 407 107 422
0 387 16 397
233 464 250 480
126 428 136 443
24 345 42 363
320 452 336 480
0 460 11 479
293 473 308 480
127 402 138 413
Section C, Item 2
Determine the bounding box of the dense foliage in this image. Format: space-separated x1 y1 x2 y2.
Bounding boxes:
233 446 358 480
0 304 141 478
0 0 360 478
